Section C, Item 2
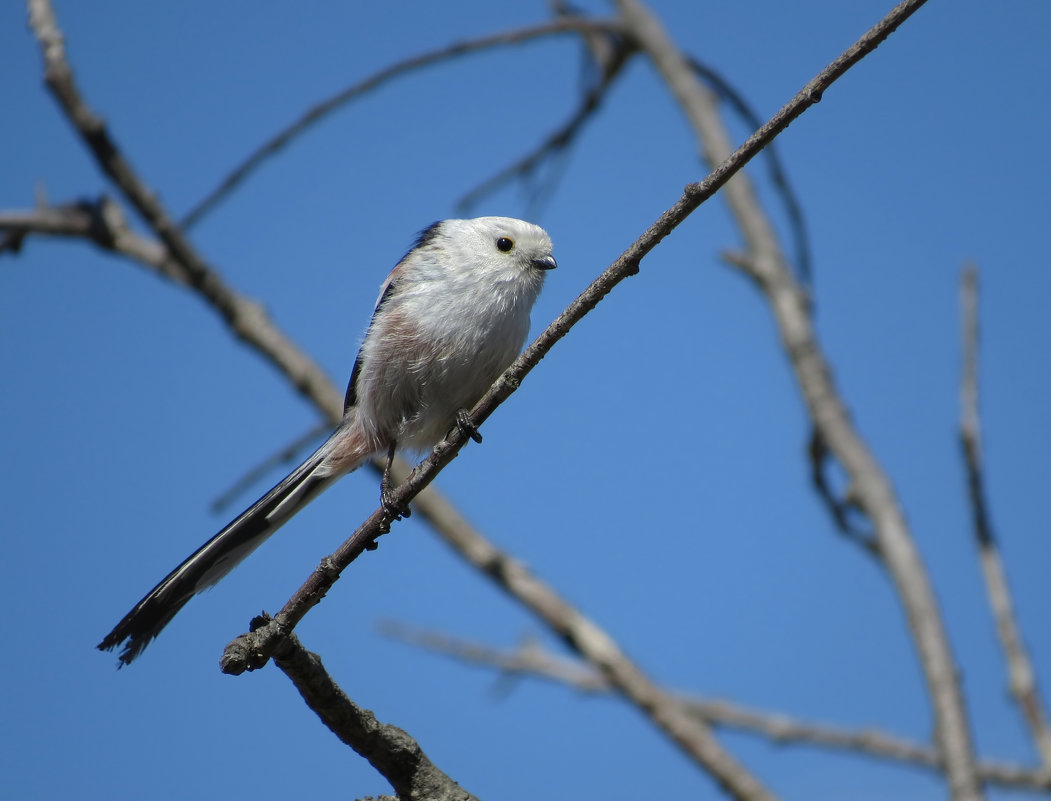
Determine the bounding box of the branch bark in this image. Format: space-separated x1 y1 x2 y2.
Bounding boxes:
379 623 1051 792
611 1 982 798
960 266 1051 768
27 0 344 416
270 621 479 801
0 198 187 283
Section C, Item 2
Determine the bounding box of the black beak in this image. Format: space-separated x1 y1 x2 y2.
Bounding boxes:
532 255 557 271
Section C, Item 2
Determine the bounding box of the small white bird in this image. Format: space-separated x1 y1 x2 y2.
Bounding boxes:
99 217 556 665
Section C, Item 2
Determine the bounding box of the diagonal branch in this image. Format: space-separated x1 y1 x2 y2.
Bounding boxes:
179 16 625 230
611 0 982 798
27 0 344 416
380 623 1051 792
269 621 480 801
690 58 812 292
345 475 779 801
960 266 1051 768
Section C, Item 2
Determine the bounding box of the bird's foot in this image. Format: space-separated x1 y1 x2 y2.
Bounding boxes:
381 483 411 520
456 409 483 443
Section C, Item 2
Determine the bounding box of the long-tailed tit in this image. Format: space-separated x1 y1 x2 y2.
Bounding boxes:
98 216 557 665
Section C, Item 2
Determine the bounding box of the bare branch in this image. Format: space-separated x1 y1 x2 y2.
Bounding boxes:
613 0 982 797
179 17 625 229
455 34 633 213
805 426 880 557
0 198 186 284
27 0 345 416
269 620 480 801
366 500 777 800
381 623 1051 791
960 266 1051 768
209 422 330 514
692 59 812 292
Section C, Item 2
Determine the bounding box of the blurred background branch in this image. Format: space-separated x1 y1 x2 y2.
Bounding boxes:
960 265 1051 770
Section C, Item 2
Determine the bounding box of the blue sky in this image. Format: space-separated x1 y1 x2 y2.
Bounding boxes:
3 1 1050 799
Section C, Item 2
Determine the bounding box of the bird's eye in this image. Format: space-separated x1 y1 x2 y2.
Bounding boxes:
496 237 514 253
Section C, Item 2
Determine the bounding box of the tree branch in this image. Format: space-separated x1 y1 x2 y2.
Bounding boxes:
269 620 479 801
455 34 633 213
363 487 777 800
960 266 1051 768
380 623 1051 792
209 421 330 514
690 59 812 292
803 425 880 557
27 0 344 416
0 198 186 284
179 16 625 230
612 0 983 798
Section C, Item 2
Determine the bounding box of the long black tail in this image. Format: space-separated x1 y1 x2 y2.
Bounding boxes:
98 430 356 666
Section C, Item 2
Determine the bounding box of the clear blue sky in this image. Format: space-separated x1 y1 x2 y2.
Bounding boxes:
3 2 1050 799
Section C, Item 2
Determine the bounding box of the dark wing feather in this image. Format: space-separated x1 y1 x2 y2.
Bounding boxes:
344 221 441 411
345 278 398 411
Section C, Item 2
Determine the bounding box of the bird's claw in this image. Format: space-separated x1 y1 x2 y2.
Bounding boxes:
381 485 411 520
456 409 483 443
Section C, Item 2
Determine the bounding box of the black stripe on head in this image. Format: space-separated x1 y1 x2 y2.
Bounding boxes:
344 279 398 411
414 221 443 249
402 220 442 262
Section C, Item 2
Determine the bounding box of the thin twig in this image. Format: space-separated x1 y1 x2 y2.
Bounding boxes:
210 421 330 513
380 623 1051 791
960 266 1051 768
179 17 625 229
269 621 480 801
613 0 983 798
455 37 633 213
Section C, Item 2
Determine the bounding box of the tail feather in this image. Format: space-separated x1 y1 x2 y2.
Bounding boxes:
98 423 369 666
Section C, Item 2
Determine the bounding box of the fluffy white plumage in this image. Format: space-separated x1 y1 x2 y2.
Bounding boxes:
99 216 556 665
